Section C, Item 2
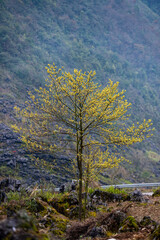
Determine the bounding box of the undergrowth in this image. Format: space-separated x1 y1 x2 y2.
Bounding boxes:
88 186 127 195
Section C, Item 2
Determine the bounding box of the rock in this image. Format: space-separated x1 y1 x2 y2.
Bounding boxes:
0 191 7 203
0 123 72 187
87 226 105 237
140 216 157 229
37 203 69 237
66 218 96 240
130 189 144 202
50 193 79 218
68 206 79 218
91 189 123 204
59 184 65 193
101 210 127 232
67 210 127 239
131 189 143 196
0 210 47 240
61 193 79 206
71 182 76 191
7 160 16 167
0 178 22 192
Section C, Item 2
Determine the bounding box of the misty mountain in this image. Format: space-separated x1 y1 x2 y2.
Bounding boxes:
0 0 160 182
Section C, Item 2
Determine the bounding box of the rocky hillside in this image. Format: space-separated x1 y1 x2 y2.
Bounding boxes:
0 122 72 186
0 184 160 239
142 0 160 15
0 0 160 184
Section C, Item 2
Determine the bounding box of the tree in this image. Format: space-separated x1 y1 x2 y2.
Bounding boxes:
81 144 126 218
12 63 154 220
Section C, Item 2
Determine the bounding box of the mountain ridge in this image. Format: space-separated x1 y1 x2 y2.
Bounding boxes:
0 0 160 183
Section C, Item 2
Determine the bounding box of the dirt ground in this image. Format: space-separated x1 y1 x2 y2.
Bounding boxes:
97 196 160 240
80 196 160 240
108 196 160 223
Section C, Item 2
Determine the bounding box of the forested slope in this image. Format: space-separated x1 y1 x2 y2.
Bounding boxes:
0 0 160 182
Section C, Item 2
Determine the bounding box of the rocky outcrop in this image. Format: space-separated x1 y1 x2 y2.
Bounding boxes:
66 211 160 240
66 210 127 240
0 178 21 192
90 189 130 205
0 123 71 187
50 193 79 218
0 210 48 240
130 189 145 202
90 189 151 206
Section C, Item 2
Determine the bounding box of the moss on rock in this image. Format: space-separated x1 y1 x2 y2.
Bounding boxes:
150 225 160 240
153 188 160 197
120 216 139 232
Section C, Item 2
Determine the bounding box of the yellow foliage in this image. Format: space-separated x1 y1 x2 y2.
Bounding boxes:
11 63 154 218
11 63 154 174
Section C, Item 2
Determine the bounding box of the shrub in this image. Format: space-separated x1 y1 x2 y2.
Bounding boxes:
153 187 160 197
102 186 127 195
6 191 21 202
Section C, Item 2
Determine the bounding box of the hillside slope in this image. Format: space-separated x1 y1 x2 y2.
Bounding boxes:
142 0 160 15
0 0 160 183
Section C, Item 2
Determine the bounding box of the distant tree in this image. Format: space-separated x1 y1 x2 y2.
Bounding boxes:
12 63 154 220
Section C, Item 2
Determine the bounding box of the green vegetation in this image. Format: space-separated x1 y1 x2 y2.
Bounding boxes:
153 187 160 197
6 191 23 202
1 186 160 239
102 186 127 195
147 151 160 162
0 0 160 184
0 165 16 177
150 225 160 240
0 0 160 238
120 216 139 232
1 189 69 239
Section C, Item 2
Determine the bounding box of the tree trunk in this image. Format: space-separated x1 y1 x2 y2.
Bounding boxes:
78 109 83 220
84 180 89 219
78 159 83 221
